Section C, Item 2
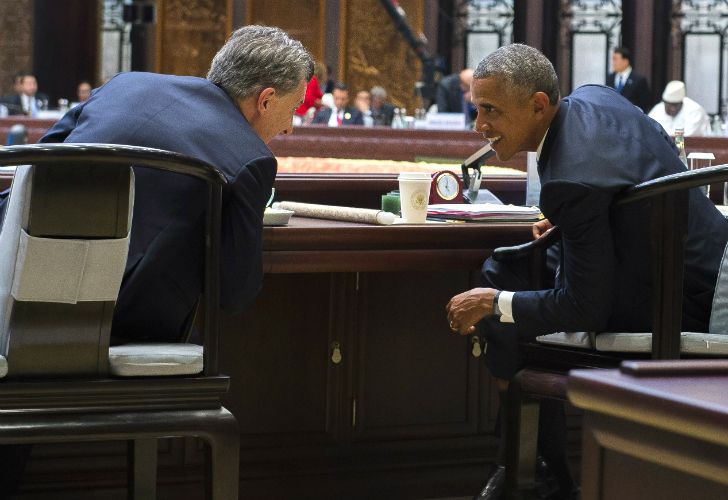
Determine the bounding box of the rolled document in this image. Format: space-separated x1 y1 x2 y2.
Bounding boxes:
273 201 396 225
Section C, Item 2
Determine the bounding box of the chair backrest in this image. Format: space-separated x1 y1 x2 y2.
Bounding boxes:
0 163 133 377
0 144 227 379
709 241 728 334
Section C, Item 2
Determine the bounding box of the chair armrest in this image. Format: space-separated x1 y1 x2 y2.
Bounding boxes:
492 227 561 262
618 163 728 206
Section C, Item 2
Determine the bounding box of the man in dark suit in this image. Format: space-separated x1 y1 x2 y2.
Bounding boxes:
605 46 651 112
436 68 477 124
446 44 728 499
312 82 364 126
0 73 49 116
40 25 314 343
369 85 395 126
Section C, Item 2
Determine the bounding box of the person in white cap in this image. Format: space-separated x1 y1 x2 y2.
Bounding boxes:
648 80 710 136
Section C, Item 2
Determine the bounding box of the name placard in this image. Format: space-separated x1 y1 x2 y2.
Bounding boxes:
424 112 467 131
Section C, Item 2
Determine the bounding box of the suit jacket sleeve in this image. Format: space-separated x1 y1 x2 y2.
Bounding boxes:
39 104 84 143
351 109 364 125
510 180 617 337
220 156 277 311
312 109 329 124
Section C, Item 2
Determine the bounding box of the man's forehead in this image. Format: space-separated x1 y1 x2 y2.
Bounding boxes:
472 77 507 99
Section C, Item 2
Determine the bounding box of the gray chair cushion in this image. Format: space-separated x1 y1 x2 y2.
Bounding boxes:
535 332 594 349
109 343 203 377
594 331 728 355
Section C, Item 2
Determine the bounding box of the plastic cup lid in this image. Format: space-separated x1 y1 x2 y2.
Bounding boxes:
398 172 431 180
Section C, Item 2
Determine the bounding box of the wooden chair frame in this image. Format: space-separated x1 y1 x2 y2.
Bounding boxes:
491 164 728 499
0 143 238 500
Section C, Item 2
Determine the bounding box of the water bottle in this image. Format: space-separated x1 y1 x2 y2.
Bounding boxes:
712 115 724 136
674 128 688 167
391 108 404 129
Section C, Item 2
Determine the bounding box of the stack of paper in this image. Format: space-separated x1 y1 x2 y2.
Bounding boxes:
427 203 541 222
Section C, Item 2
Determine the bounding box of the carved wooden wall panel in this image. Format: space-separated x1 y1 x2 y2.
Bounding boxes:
341 0 424 113
156 0 232 76
0 0 33 96
247 0 325 61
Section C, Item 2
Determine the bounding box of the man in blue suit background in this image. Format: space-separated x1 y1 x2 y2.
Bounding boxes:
446 44 728 499
41 25 314 343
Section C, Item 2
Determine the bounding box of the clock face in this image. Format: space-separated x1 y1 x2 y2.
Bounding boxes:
436 172 460 201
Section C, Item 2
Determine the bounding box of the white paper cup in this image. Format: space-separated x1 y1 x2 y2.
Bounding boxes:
398 172 431 223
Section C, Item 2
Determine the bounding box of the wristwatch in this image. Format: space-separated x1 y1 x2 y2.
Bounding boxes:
492 291 502 318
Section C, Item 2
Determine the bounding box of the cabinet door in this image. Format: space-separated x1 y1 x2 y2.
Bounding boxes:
220 272 350 453
350 270 484 441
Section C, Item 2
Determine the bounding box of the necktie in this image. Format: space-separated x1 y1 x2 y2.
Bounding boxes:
336 111 343 126
616 75 624 93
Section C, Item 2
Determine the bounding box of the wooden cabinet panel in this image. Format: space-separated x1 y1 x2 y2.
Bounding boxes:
220 272 342 449
352 271 482 440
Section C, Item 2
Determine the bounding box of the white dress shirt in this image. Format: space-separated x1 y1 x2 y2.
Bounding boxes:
327 108 341 127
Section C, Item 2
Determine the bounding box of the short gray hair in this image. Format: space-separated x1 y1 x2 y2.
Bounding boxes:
207 25 314 100
370 86 388 100
474 44 559 105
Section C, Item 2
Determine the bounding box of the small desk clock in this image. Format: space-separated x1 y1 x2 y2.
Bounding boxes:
430 170 463 204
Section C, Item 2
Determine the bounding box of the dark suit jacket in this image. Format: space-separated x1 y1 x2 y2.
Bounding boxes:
436 73 463 113
371 102 395 126
311 107 364 125
0 92 50 115
511 84 728 336
606 70 651 112
40 72 276 342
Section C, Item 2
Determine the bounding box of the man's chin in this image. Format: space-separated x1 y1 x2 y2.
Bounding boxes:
492 145 513 161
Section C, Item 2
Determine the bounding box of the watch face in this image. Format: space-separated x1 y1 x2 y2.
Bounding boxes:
436 172 459 200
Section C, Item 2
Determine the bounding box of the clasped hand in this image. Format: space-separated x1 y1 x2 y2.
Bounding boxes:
445 287 497 335
445 219 553 335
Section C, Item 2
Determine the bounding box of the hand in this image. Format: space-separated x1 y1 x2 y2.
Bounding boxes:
532 218 554 240
445 287 497 335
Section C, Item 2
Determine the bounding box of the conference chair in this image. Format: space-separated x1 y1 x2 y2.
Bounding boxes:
489 164 728 499
0 143 238 499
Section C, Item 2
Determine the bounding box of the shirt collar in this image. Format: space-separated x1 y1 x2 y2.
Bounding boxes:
617 66 632 80
535 128 549 160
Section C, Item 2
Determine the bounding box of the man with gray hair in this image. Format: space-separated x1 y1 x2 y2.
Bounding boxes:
446 43 728 499
41 25 313 343
369 85 395 126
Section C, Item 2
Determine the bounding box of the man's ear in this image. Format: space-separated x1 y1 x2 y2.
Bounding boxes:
532 91 550 115
257 87 276 113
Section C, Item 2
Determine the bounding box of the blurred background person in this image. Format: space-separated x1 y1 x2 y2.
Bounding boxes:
1 72 48 116
606 46 651 112
354 89 374 126
435 68 476 126
648 80 710 136
295 61 325 124
312 82 364 126
370 85 395 126
77 80 92 102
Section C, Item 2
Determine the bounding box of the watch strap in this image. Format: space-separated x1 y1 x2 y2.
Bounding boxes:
492 290 502 318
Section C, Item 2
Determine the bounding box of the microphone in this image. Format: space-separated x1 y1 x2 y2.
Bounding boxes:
463 142 496 168
461 142 496 203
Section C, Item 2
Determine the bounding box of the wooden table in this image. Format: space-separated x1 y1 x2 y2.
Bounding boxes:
218 217 533 498
568 360 728 500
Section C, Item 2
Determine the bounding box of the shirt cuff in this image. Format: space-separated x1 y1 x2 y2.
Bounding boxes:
498 291 515 323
